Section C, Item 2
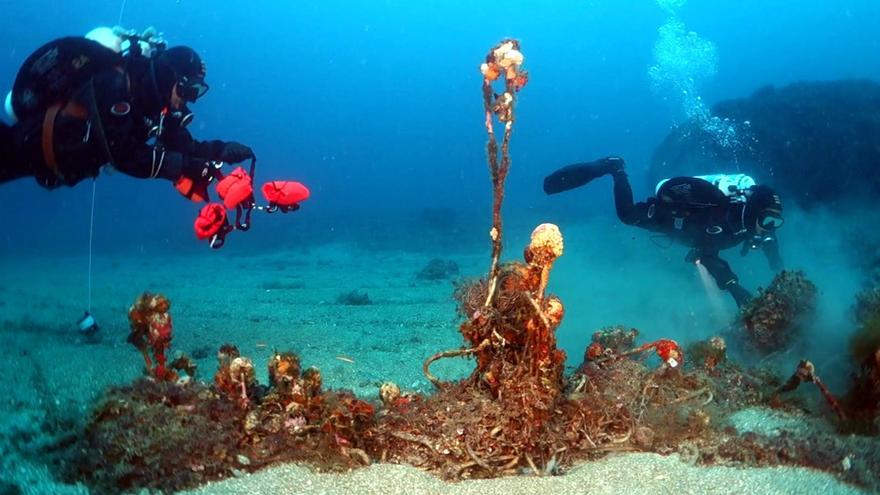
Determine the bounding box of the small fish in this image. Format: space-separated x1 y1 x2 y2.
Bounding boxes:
335 355 355 364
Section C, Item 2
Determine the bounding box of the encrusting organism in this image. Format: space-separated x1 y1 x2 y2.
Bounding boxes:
776 359 846 421
213 344 256 408
128 292 178 381
845 287 880 429
591 326 639 353
593 338 685 370
739 270 817 354
479 38 528 309
685 336 727 371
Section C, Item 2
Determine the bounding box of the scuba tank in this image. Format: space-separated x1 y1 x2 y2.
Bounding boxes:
694 174 755 202
86 26 166 58
9 36 122 123
84 27 125 53
655 173 756 203
4 26 166 124
4 27 117 124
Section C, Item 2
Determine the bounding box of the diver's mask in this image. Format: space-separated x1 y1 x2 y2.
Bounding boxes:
176 74 209 103
756 208 784 234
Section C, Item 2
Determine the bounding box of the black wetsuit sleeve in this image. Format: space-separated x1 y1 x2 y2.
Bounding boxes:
105 123 198 181
112 146 188 180
110 121 225 181
160 126 225 162
122 125 230 181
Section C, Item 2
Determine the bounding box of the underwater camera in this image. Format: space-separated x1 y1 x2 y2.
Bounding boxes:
77 311 100 336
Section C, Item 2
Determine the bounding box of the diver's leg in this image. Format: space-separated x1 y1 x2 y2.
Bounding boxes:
0 123 32 183
609 165 642 225
544 156 647 225
698 252 752 307
543 156 625 194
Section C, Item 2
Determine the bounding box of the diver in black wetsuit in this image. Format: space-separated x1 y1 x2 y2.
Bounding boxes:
543 156 784 307
1 37 253 195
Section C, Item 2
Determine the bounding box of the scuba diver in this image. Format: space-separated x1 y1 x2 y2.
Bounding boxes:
0 27 254 198
543 156 784 307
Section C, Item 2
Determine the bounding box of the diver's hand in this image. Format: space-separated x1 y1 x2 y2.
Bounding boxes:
181 158 217 182
219 142 254 164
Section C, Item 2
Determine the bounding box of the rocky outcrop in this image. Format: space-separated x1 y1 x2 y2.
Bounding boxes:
650 79 880 209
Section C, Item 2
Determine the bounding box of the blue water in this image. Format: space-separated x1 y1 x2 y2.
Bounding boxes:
2 0 878 255
1 1 879 492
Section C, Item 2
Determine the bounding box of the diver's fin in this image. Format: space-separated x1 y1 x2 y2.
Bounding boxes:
543 156 624 195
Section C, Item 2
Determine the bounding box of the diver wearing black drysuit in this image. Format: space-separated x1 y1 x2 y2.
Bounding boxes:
1 38 253 192
543 156 784 307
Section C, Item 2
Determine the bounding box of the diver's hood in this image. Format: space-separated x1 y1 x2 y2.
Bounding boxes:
744 185 783 229
152 47 207 104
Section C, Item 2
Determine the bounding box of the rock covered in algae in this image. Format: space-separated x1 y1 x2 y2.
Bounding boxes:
686 336 727 371
851 287 880 364
648 79 880 209
846 287 880 428
416 258 460 281
591 325 639 355
739 270 817 354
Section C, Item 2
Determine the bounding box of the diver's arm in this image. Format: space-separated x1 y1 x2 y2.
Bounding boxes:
163 126 253 164
762 235 784 272
112 144 212 182
114 126 250 182
162 126 225 161
112 131 252 182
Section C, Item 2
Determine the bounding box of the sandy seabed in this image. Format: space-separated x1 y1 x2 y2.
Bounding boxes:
182 452 864 495
0 217 868 494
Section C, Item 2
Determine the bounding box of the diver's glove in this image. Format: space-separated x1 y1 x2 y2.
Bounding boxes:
218 142 254 164
174 158 220 202
180 157 219 182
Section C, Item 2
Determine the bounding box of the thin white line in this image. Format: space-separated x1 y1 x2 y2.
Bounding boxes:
87 179 97 312
118 0 127 26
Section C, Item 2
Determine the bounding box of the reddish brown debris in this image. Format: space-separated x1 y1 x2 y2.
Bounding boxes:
127 292 177 381
776 360 846 421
